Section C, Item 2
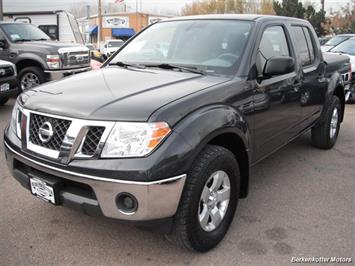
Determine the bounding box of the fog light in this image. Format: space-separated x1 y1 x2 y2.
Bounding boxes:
116 193 138 215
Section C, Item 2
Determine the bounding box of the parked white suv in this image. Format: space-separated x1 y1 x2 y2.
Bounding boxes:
101 40 124 59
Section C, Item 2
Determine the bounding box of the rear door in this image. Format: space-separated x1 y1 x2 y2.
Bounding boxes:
290 25 327 126
252 24 302 162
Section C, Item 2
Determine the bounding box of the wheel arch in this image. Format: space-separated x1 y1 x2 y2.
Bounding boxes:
16 58 45 73
333 85 345 122
173 104 251 198
319 72 345 124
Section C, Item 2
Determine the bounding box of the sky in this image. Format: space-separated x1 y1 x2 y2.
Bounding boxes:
3 0 353 15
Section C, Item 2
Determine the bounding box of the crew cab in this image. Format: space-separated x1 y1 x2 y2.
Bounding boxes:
0 59 17 105
0 22 90 91
4 15 349 252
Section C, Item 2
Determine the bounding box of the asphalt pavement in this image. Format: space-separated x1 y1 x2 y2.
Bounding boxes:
0 98 354 266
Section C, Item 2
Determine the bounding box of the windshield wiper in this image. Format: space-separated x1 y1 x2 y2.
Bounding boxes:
108 61 146 69
13 39 32 42
143 63 205 75
33 38 49 41
333 50 349 55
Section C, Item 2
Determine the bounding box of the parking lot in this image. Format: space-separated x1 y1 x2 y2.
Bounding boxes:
0 98 353 265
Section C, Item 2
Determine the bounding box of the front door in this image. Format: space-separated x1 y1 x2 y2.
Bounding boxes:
252 25 302 162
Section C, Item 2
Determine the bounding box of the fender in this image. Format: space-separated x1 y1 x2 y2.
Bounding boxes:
318 71 345 124
173 104 251 170
13 53 47 70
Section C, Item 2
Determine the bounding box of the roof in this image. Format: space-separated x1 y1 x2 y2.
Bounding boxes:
164 14 307 23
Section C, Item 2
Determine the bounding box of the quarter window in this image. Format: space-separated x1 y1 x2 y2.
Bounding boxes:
256 26 290 75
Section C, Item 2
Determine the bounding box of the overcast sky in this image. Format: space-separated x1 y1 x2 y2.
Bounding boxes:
3 0 353 15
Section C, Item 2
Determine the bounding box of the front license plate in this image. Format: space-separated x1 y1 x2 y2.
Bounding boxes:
0 83 10 92
30 178 56 204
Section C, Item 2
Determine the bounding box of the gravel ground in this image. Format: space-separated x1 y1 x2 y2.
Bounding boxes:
0 98 354 266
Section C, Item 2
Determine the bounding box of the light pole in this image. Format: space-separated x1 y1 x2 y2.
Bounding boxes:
0 0 3 21
98 0 103 47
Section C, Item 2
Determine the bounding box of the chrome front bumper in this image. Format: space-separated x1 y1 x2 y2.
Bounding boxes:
5 140 186 221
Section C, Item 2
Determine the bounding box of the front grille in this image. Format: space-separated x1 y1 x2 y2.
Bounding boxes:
0 66 15 78
29 114 71 151
81 127 105 156
61 51 90 68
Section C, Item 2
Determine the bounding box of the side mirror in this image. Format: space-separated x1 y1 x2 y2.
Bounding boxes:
263 56 295 77
0 40 7 49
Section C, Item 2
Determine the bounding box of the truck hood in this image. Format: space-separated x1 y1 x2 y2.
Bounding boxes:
20 67 229 121
16 41 86 50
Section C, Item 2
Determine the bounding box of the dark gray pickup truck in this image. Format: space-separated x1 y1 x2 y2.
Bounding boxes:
4 15 350 252
0 22 90 91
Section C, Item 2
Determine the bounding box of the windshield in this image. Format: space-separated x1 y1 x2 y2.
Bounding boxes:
331 38 355 55
108 41 124 47
1 23 50 42
325 36 349 46
109 20 253 75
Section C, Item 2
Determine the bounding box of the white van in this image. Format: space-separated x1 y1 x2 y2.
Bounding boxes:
3 10 84 44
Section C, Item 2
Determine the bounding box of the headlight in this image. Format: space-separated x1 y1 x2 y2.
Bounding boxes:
101 122 171 158
46 55 61 69
10 100 23 139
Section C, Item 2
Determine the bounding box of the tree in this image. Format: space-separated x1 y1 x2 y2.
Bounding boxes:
304 5 327 36
273 0 327 36
181 0 274 16
329 1 355 34
273 0 305 18
259 0 275 15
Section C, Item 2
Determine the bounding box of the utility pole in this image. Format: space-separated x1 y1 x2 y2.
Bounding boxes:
321 0 325 12
86 5 91 19
0 0 3 21
98 0 103 48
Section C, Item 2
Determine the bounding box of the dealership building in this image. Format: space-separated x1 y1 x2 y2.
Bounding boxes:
85 12 169 44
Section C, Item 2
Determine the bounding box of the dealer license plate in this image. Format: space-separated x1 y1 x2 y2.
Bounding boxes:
30 178 56 204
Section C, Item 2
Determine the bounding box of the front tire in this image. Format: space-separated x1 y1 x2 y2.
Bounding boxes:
311 95 341 149
168 145 240 252
18 66 46 91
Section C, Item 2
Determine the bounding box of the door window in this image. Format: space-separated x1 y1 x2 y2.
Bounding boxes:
291 26 315 67
256 26 290 76
302 27 316 63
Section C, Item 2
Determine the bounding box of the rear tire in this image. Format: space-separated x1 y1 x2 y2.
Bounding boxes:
167 145 240 252
311 95 341 149
0 96 9 106
18 66 46 91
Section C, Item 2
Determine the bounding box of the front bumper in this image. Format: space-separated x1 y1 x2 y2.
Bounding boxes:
345 79 355 102
45 67 91 81
0 77 18 97
4 139 186 221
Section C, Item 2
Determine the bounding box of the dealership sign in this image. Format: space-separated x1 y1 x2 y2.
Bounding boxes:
103 16 129 28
